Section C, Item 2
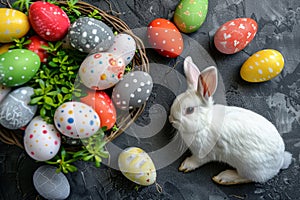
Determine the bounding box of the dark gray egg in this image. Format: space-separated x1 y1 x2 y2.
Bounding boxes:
112 71 153 110
68 17 114 53
33 165 70 200
0 86 37 129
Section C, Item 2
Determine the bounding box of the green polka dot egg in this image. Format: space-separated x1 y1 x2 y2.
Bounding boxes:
240 49 284 82
0 49 41 87
174 0 208 33
118 147 156 186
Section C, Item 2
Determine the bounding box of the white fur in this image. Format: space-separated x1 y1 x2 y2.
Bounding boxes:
169 56 292 184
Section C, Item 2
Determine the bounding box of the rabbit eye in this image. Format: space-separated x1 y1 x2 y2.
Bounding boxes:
185 107 194 115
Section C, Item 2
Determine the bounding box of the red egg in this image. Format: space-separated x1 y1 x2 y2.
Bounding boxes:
80 90 116 130
214 18 258 54
147 18 183 58
26 36 49 63
29 1 70 41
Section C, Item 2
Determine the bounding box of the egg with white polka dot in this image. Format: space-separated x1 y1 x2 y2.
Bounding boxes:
0 49 41 87
54 101 101 139
79 52 125 90
0 8 30 43
106 33 136 66
118 147 157 186
0 87 37 129
24 116 61 161
112 71 153 110
240 49 284 82
68 17 114 53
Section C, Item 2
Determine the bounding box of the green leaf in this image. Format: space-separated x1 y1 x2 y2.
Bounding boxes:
44 96 55 106
82 154 94 161
61 87 69 93
38 79 45 90
30 96 43 105
40 107 47 117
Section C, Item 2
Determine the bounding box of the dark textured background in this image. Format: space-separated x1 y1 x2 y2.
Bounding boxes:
1 0 300 199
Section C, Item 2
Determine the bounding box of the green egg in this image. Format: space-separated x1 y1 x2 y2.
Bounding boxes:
174 0 208 33
0 49 40 87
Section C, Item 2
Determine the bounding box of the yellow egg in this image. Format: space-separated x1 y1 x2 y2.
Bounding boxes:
0 8 30 43
118 147 156 186
240 49 284 82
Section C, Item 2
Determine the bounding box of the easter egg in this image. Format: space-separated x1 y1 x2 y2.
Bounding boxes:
0 49 41 87
80 90 116 130
26 36 49 63
24 116 61 161
118 147 156 186
0 87 37 129
112 71 153 110
147 18 183 58
0 44 12 54
29 1 70 41
214 18 258 54
240 49 284 82
79 52 125 90
0 8 30 43
173 0 208 33
54 101 100 139
33 165 70 200
0 84 10 103
68 17 114 53
106 33 136 65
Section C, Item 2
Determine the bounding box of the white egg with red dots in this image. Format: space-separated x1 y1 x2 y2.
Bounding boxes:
24 116 61 161
54 101 101 139
112 71 153 110
0 86 37 129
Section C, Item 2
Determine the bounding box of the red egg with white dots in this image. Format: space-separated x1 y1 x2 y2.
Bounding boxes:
24 116 61 161
80 90 116 130
214 18 258 54
147 18 184 58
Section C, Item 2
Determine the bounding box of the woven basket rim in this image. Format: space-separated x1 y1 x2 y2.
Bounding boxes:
0 0 149 149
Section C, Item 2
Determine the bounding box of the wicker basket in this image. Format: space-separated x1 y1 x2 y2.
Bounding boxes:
0 0 149 149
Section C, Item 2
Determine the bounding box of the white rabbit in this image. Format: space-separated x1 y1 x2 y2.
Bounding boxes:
169 56 292 185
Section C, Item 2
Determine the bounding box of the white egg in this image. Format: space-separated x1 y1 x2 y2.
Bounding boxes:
24 116 61 161
79 52 125 90
106 33 136 65
54 101 101 139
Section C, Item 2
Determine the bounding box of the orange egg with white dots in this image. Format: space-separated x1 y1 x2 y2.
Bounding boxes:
80 90 116 130
147 18 184 58
240 49 284 82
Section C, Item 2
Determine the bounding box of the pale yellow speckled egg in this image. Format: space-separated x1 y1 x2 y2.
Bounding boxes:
240 49 284 82
118 147 156 186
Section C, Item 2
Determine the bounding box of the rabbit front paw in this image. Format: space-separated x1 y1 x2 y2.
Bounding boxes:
212 170 252 185
179 156 202 173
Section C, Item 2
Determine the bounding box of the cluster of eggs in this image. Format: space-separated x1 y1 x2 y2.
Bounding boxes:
147 0 284 82
0 1 156 195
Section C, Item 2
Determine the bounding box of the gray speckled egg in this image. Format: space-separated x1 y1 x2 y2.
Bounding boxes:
112 71 153 110
33 165 70 200
68 17 114 53
0 86 37 129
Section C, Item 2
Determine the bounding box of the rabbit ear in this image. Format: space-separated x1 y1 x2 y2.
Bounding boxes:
197 66 218 101
184 56 201 90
